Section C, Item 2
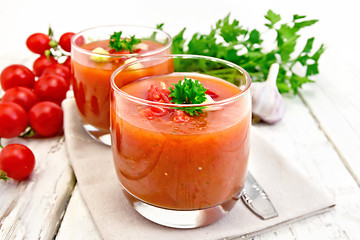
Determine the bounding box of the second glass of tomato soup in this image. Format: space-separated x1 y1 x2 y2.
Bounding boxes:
110 54 252 228
71 25 172 145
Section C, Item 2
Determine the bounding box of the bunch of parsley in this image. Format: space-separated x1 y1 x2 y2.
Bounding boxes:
164 10 325 95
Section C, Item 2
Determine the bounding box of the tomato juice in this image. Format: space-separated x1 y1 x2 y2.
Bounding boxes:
72 33 172 131
110 72 251 210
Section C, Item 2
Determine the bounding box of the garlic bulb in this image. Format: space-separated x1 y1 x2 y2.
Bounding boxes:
251 63 286 124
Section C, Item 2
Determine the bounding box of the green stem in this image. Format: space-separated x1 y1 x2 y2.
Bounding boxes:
0 140 8 182
0 171 8 182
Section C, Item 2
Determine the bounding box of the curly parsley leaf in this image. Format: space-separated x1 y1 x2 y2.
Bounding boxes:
167 9 325 95
109 31 141 53
169 77 207 116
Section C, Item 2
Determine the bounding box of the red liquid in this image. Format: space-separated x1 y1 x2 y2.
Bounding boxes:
111 73 251 210
72 39 172 130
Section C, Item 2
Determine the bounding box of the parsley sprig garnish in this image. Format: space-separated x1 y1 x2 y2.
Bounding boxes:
169 77 207 116
163 10 325 95
109 31 141 53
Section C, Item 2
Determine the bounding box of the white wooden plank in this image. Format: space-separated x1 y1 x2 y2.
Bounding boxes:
56 185 102 240
0 137 75 240
299 58 360 184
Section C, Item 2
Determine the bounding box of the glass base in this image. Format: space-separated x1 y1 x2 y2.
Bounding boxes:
123 190 241 229
82 123 111 146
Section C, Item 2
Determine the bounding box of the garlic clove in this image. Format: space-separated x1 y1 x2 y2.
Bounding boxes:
251 63 286 124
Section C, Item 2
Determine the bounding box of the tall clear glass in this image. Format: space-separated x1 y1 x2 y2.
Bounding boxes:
71 25 172 145
110 54 251 228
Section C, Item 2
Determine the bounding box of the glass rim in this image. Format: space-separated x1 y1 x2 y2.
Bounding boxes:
110 54 252 108
71 24 173 58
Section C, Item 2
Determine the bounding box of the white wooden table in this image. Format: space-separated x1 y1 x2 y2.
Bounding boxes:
1 0 359 239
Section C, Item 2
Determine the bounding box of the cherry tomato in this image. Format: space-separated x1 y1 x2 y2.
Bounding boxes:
34 74 68 105
0 64 35 90
33 55 57 76
74 36 85 47
26 33 51 54
0 102 28 138
29 101 63 137
0 144 35 181
41 63 71 87
1 87 39 112
59 32 75 52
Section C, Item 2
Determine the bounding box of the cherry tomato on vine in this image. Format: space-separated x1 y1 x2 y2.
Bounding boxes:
0 102 28 138
26 33 51 54
59 32 75 52
1 87 39 112
0 64 35 90
41 63 71 87
29 101 63 137
33 55 57 76
0 144 35 181
34 74 68 105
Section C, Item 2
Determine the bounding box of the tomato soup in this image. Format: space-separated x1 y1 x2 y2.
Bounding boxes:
72 39 172 131
110 73 251 210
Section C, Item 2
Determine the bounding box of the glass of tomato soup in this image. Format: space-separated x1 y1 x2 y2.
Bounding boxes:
71 25 172 145
110 54 251 228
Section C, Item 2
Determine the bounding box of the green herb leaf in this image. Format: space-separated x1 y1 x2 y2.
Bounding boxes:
109 31 141 53
265 10 281 28
172 28 186 54
293 14 306 21
303 37 315 53
169 77 207 116
306 63 319 76
311 44 326 61
294 20 318 30
150 23 165 40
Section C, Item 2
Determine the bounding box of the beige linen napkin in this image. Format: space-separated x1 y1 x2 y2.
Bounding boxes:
63 98 335 240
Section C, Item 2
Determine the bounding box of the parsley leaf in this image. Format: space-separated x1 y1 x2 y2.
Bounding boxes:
150 23 165 40
265 10 281 28
109 31 141 53
169 77 207 116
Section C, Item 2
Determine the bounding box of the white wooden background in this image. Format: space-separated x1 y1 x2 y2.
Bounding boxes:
1 0 360 239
